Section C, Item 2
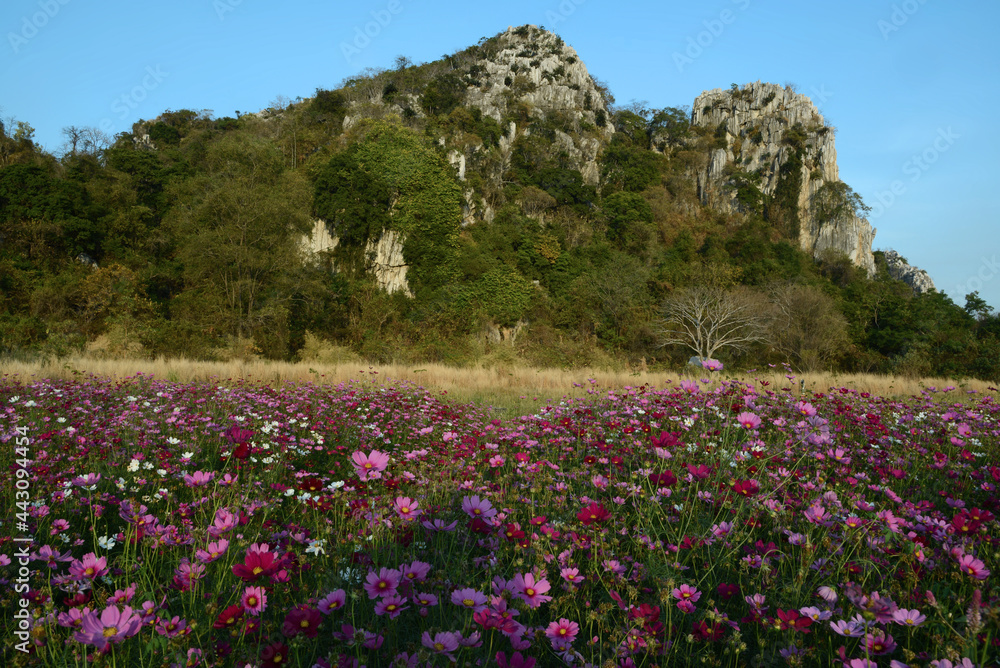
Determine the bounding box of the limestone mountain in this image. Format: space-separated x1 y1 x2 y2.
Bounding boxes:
5 25 993 379
691 82 876 274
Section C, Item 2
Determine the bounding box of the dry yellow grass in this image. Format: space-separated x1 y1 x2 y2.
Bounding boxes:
1 354 992 416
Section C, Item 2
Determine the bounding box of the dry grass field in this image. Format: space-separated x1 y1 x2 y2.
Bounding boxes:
1 354 992 417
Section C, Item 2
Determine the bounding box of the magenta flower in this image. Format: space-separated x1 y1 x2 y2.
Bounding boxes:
183 471 214 488
496 652 536 668
154 615 188 638
72 473 102 489
73 605 142 650
421 518 459 532
282 605 321 639
68 553 108 581
318 589 346 614
363 567 401 599
701 358 723 371
422 631 460 660
677 599 697 614
451 587 489 612
351 449 390 481
461 495 497 520
374 594 408 618
400 560 431 583
172 559 205 591
32 545 73 568
957 553 990 580
241 586 267 615
865 629 897 655
57 607 91 629
736 412 761 430
510 572 553 609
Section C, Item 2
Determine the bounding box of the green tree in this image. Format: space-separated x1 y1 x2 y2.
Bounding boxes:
166 132 312 354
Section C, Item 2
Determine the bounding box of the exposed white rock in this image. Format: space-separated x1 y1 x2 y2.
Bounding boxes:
300 220 413 296
882 249 936 294
692 81 876 275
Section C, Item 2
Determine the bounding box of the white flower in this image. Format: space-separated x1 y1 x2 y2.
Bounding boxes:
168 438 182 445
24 400 37 407
57 417 66 423
127 460 140 473
305 540 326 556
157 469 167 477
328 481 345 490
9 395 19 403
98 535 116 550
285 488 296 497
143 462 154 470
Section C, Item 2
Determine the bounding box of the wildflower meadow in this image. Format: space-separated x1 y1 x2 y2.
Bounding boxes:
1 370 997 667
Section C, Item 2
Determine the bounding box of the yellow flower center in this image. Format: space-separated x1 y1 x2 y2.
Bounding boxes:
434 643 445 651
300 620 309 628
102 626 118 638
463 598 474 607
252 566 263 575
525 588 535 597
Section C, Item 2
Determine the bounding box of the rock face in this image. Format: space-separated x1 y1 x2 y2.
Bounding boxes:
461 25 613 187
691 82 876 275
300 220 413 296
882 250 936 294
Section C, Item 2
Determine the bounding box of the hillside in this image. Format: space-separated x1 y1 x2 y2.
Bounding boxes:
1 25 998 379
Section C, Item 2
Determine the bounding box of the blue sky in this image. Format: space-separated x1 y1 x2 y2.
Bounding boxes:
3 0 998 308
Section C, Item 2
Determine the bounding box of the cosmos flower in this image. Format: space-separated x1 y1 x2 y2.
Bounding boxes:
351 449 390 481
73 605 142 650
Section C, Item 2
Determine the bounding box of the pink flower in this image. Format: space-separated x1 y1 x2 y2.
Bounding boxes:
461 495 497 520
182 471 214 487
510 572 553 609
496 651 536 668
374 594 408 618
68 553 108 581
451 587 488 612
865 629 896 655
363 567 401 599
318 589 346 614
400 560 431 583
422 630 460 660
195 539 229 564
209 508 238 537
676 600 697 614
957 553 990 580
154 615 188 638
672 584 701 603
701 359 723 371
241 586 267 615
413 591 438 608
57 607 91 629
891 608 926 627
32 545 73 568
351 449 390 481
545 618 579 645
560 567 584 585
392 496 421 521
74 605 142 650
736 412 761 430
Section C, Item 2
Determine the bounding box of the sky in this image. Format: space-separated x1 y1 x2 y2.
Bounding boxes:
2 0 998 308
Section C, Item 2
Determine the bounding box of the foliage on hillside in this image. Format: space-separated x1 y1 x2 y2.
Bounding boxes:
1 26 998 380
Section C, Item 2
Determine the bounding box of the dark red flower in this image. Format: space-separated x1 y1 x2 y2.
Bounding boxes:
733 479 759 497
213 605 244 630
648 471 677 487
577 502 611 526
282 605 321 639
717 583 739 600
776 609 813 633
260 641 289 668
232 551 278 582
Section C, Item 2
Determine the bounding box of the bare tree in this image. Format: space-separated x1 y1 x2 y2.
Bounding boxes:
766 282 849 371
657 285 769 360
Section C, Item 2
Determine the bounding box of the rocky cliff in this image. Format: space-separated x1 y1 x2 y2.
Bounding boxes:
882 250 936 294
691 82 876 275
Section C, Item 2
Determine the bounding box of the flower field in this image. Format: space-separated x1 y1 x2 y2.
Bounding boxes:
1 372 998 667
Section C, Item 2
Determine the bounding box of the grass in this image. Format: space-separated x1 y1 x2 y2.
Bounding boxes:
1 354 993 419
